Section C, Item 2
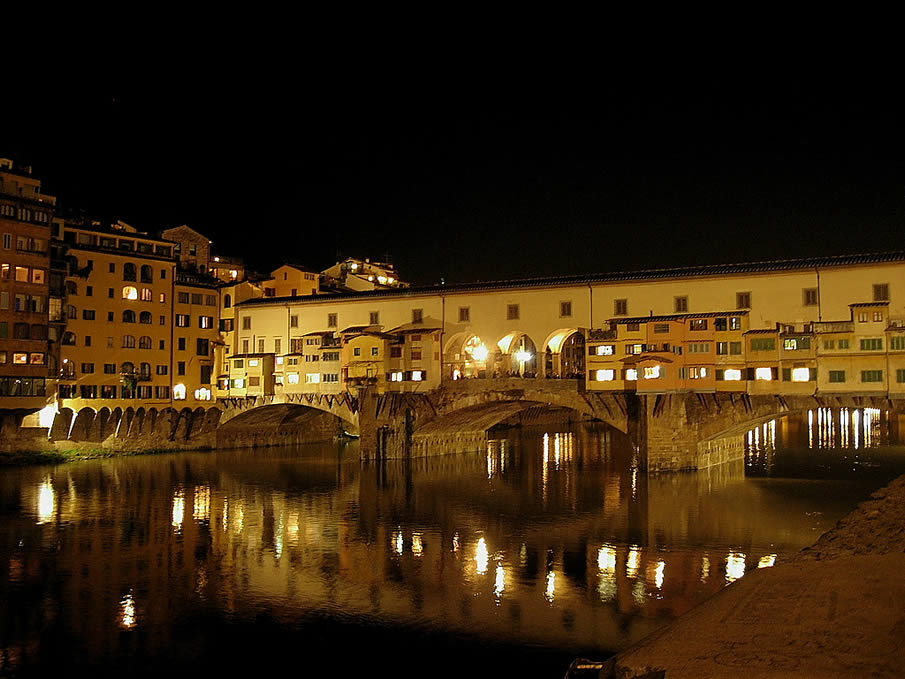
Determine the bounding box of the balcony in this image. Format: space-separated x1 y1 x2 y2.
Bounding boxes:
813 321 854 333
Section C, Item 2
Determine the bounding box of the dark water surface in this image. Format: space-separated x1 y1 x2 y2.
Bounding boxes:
2 409 905 677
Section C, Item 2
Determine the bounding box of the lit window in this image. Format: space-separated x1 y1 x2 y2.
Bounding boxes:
173 383 186 400
194 388 212 401
122 286 138 300
783 338 798 350
643 366 660 379
595 345 614 356
390 371 403 382
595 369 615 381
13 352 28 364
791 367 810 382
755 367 773 381
276 356 284 365
287 373 300 384
411 371 423 381
232 378 245 388
305 373 321 383
249 359 259 367
723 369 742 381
625 369 638 381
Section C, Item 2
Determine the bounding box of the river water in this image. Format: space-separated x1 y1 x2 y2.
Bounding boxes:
2 408 904 677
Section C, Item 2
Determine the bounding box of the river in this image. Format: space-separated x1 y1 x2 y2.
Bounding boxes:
2 407 904 677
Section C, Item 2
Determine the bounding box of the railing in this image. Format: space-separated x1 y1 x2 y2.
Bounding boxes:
813 321 854 333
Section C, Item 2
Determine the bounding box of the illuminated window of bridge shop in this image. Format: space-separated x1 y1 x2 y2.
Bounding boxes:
755 367 773 381
594 369 615 381
643 365 661 379
287 373 299 384
305 373 321 384
594 344 614 356
390 371 403 382
173 383 186 400
625 369 638 381
720 368 743 381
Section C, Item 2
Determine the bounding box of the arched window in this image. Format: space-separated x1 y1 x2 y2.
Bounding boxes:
123 263 137 282
224 294 231 308
139 363 151 380
139 311 152 324
140 265 153 283
173 383 186 400
122 286 138 300
141 288 152 301
122 310 136 323
62 331 77 346
66 304 77 320
65 280 78 296
122 335 136 348
120 361 135 374
138 336 152 349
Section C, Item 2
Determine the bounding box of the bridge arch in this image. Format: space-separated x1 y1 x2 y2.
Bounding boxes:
444 331 491 379
541 328 585 379
216 403 349 448
495 331 539 376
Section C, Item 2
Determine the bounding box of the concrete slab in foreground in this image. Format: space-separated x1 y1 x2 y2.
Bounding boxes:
608 552 905 677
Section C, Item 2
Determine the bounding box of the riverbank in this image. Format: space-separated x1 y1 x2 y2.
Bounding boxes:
600 474 905 678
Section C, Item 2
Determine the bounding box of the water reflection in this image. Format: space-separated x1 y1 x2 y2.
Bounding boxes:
2 416 905 676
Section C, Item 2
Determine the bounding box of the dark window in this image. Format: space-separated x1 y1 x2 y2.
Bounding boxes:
178 361 186 376
736 292 751 309
197 338 209 356
458 307 470 322
674 296 688 313
873 284 889 302
506 304 519 320
614 299 628 316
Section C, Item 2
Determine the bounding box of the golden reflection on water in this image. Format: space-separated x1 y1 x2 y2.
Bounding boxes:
5 418 902 674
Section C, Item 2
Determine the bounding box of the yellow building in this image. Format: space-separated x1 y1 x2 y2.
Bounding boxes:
58 221 176 411
172 273 220 403
263 264 319 298
0 159 56 418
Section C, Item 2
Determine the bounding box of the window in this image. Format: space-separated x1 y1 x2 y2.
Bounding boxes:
122 335 135 348
784 337 811 350
258 339 265 353
720 369 743 381
410 370 424 382
858 312 868 323
223 294 232 308
178 292 190 304
688 342 711 353
412 308 423 324
736 292 751 309
626 322 640 332
729 317 742 331
503 303 519 320
219 319 234 332
625 368 638 381
838 339 850 349
274 338 281 354
861 370 883 383
85 335 92 347
681 366 708 379
140 288 152 302
242 316 251 330
157 365 168 375
80 385 98 399
81 363 95 374
750 337 776 351
653 323 669 334
873 284 889 302
305 373 321 384
173 384 187 400
197 338 209 356
593 369 615 381
829 370 846 383
369 311 379 325
176 314 190 327
155 386 170 399
674 296 688 313
560 301 572 318
191 293 203 305
178 337 186 351
82 309 96 320
891 336 905 351
897 369 905 384
123 263 136 281
353 347 361 357
729 341 742 355
860 338 883 351
327 313 337 328
755 367 773 381
411 348 422 360
390 345 402 358
614 299 627 316
140 265 153 283
122 286 138 300
139 311 152 324
803 288 819 306
177 361 186 376
371 346 379 356
714 318 727 331
139 336 152 349
593 345 615 356
458 307 470 322
716 341 728 355
199 316 214 329
643 366 661 379
689 319 708 331
323 351 340 361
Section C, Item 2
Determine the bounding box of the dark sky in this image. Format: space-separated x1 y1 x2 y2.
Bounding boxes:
4 69 902 285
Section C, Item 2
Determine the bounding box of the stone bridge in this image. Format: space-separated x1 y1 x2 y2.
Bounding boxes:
43 385 905 470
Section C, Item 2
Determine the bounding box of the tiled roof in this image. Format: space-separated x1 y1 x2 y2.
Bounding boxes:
610 310 750 324
238 250 905 306
849 301 889 307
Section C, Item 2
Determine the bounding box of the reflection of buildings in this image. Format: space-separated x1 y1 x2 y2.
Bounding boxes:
1 424 880 672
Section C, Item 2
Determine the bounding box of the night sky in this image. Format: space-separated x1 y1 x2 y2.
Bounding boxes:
4 71 902 286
